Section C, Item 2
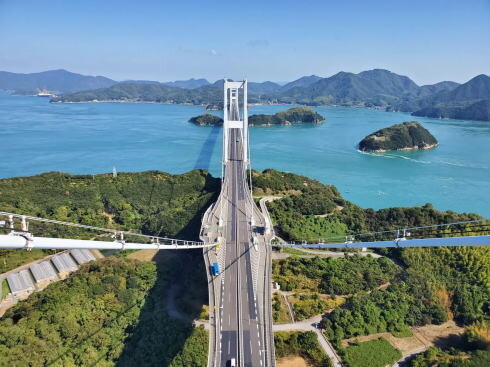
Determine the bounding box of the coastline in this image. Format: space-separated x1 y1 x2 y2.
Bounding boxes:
359 143 439 153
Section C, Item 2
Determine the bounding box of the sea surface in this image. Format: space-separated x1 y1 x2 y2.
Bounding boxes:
0 93 489 216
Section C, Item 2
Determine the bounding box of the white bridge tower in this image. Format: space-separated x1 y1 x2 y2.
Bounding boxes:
222 80 249 178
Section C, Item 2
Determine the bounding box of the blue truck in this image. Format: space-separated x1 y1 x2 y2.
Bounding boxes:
211 262 220 276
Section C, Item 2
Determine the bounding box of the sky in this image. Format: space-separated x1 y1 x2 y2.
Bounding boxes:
0 0 489 85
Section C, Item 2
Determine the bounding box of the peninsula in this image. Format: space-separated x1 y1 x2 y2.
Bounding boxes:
358 121 438 152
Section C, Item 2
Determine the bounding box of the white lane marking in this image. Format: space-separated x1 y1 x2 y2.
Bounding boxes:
228 339 231 354
228 313 231 326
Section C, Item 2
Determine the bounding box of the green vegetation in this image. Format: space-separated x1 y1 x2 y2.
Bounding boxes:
322 273 448 340
0 249 56 273
253 169 484 241
188 107 325 127
289 293 344 320
117 255 209 367
0 257 208 366
189 113 223 126
260 168 489 358
1 279 10 299
413 99 490 122
464 320 490 350
0 170 219 267
391 327 413 338
280 246 310 256
321 246 490 346
0 170 216 365
273 255 399 294
400 246 490 325
410 347 490 367
52 82 222 105
410 321 490 366
248 106 325 126
272 293 292 323
344 338 402 367
1 168 488 364
358 121 438 152
171 251 209 319
274 331 332 367
45 70 490 121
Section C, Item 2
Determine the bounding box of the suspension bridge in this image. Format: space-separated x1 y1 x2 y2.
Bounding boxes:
0 80 489 367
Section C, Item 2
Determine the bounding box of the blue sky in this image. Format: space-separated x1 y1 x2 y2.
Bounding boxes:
0 0 489 84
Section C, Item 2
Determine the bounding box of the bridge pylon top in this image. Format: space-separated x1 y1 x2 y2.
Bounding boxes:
222 79 249 171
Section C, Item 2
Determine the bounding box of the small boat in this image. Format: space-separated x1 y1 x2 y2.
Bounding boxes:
37 89 56 97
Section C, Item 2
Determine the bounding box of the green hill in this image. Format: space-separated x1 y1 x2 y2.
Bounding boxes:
413 99 490 122
358 121 438 152
249 107 325 125
51 82 222 105
189 114 223 126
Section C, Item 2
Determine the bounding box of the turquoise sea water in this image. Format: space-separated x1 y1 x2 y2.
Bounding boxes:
0 93 489 216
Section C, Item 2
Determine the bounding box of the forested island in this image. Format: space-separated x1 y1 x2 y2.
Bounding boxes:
248 107 324 126
189 113 223 126
189 107 324 127
358 121 438 152
0 169 488 366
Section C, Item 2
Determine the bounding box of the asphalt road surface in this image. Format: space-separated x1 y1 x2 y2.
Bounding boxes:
219 127 265 367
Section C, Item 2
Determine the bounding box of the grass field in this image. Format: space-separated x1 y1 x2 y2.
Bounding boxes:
391 328 414 338
0 249 53 273
344 338 402 367
289 292 344 320
273 293 292 323
1 279 10 299
281 247 310 256
275 331 332 367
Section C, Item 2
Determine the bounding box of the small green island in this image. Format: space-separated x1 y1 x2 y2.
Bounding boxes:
189 113 223 126
188 107 325 127
358 121 438 153
248 107 325 126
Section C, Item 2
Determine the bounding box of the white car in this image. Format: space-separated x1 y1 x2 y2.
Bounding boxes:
230 358 236 367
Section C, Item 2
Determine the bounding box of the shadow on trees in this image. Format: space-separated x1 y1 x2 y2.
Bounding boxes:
432 333 466 350
116 203 211 365
115 251 196 366
45 294 157 366
193 125 221 171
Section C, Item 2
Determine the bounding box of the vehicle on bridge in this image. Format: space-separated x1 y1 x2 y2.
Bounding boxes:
211 262 220 276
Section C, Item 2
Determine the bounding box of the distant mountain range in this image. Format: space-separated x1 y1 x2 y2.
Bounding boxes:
1 68 489 121
0 69 116 93
164 78 210 89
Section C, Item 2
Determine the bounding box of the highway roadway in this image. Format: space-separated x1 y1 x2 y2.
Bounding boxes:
200 86 274 366
218 127 265 367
